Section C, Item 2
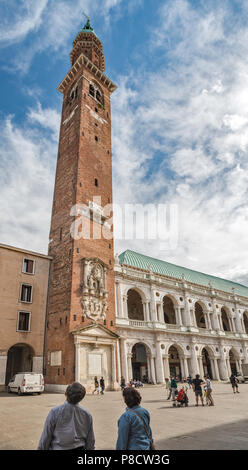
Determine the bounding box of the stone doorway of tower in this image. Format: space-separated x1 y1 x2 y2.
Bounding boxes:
5 343 34 386
131 343 148 382
202 347 213 379
168 345 182 381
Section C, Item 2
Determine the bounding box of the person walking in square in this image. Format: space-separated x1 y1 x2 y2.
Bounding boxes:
170 376 178 405
230 374 240 394
100 377 105 395
38 382 95 450
205 375 214 406
192 374 204 406
92 376 100 395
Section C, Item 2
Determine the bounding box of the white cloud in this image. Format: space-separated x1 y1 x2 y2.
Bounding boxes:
111 0 248 284
0 111 58 253
0 0 48 45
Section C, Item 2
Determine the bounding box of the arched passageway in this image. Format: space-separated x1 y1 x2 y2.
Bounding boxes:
127 289 144 321
5 344 34 385
229 349 238 375
163 296 176 324
131 343 148 381
202 348 213 379
168 345 182 380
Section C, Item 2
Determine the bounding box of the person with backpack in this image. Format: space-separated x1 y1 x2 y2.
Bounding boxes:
38 382 95 450
230 374 240 394
116 387 154 450
192 374 204 406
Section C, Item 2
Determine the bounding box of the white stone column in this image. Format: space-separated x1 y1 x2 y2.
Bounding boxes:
207 313 212 330
214 358 220 380
199 356 204 378
163 354 170 379
150 356 156 384
127 354 133 382
234 311 243 334
178 356 184 379
121 338 128 383
116 339 122 383
147 355 152 382
115 281 123 318
184 357 189 377
184 298 192 327
211 307 220 331
155 342 165 383
190 345 200 376
111 344 118 389
123 295 128 319
204 312 210 330
218 355 229 380
75 342 81 382
0 355 7 388
175 307 183 326
157 303 164 323
143 302 150 322
150 290 157 322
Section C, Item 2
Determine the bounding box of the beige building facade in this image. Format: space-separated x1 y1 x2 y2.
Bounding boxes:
0 244 51 390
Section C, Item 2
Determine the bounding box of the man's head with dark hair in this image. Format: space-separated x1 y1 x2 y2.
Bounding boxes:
65 382 86 405
195 374 200 379
122 387 141 408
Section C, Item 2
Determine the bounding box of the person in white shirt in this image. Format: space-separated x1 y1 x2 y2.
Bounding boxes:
205 376 214 406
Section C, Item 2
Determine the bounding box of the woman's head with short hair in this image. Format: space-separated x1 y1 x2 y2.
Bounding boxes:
123 387 141 408
65 382 86 405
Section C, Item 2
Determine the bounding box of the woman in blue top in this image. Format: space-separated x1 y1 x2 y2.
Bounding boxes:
116 387 154 450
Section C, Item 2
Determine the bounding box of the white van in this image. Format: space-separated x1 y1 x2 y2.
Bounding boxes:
7 372 44 395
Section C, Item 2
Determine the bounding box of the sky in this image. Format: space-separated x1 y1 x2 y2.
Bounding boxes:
1 0 248 285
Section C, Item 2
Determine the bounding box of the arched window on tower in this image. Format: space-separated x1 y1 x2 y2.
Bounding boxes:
89 82 104 107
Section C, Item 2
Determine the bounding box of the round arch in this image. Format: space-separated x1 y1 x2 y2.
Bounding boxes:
229 347 240 375
221 307 231 331
5 343 35 386
201 346 214 379
127 289 145 321
131 342 151 382
194 301 207 328
167 344 184 380
243 311 248 334
163 295 177 324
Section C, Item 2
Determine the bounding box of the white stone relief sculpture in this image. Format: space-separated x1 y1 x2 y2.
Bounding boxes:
81 258 108 321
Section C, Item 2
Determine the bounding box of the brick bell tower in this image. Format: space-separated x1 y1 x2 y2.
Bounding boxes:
45 17 119 392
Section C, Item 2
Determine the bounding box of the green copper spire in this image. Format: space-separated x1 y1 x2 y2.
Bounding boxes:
81 13 94 33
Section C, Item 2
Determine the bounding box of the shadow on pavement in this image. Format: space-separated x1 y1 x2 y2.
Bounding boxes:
155 418 248 450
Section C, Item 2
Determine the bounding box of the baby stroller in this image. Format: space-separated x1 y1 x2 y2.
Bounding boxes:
173 387 189 407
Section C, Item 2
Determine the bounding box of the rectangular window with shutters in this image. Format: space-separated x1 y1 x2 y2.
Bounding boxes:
17 311 31 332
22 258 35 274
20 284 33 303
